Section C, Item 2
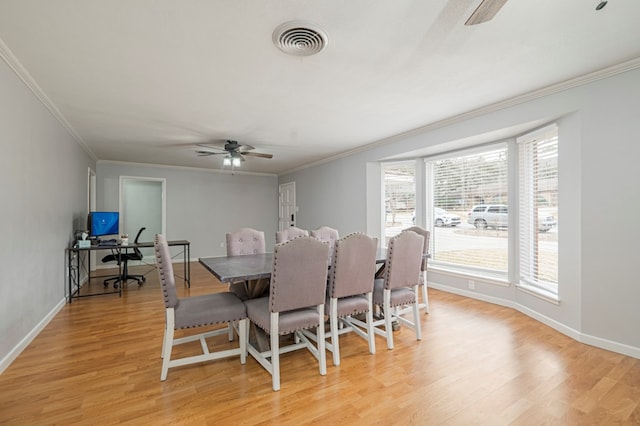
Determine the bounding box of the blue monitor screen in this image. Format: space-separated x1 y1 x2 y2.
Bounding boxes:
89 211 119 237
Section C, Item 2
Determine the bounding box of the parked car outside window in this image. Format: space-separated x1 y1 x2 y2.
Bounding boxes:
434 208 462 227
411 208 462 227
467 204 556 232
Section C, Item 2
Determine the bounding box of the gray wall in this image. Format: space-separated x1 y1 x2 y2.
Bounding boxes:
0 57 95 370
96 162 279 257
280 67 640 357
0 56 279 372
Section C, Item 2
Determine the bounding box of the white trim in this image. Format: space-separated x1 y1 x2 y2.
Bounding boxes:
2 31 638 177
0 38 96 161
516 123 558 145
516 282 560 305
429 281 640 360
429 265 510 288
119 176 167 237
279 58 640 176
98 159 276 177
0 298 66 374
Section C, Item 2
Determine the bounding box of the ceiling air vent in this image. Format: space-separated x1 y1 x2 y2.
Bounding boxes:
272 21 328 57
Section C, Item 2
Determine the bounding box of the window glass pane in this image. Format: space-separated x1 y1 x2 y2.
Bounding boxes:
518 126 558 294
383 162 415 246
429 146 508 276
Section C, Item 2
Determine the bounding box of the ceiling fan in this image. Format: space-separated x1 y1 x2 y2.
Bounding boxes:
465 0 508 25
196 140 273 167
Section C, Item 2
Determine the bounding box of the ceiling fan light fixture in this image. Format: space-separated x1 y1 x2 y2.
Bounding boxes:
223 156 232 167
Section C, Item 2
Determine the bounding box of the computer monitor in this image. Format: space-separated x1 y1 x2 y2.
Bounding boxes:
88 211 119 237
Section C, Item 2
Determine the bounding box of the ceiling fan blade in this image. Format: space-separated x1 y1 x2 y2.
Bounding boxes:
196 143 225 151
465 0 508 26
241 151 273 159
196 150 225 156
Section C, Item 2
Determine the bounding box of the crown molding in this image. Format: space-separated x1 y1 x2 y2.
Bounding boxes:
0 37 97 162
280 57 640 176
97 159 277 177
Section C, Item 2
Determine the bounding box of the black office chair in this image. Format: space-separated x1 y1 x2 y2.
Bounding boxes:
103 227 147 289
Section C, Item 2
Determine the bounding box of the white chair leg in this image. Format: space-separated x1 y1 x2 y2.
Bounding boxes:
228 323 234 341
239 318 248 364
270 313 280 391
330 299 340 366
413 285 422 341
366 293 376 354
384 290 394 350
161 309 175 381
421 270 429 313
161 324 168 359
317 305 327 376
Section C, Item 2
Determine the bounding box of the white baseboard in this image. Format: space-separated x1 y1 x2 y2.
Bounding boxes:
0 297 67 374
428 282 640 360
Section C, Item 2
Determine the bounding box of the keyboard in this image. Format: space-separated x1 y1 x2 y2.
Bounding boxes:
98 239 118 246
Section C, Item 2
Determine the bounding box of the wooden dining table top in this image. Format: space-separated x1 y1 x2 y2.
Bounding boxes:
198 248 391 283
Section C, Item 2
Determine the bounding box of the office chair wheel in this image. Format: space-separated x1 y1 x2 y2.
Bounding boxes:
114 283 119 289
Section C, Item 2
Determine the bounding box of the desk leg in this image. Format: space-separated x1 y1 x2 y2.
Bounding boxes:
185 243 190 287
68 250 73 304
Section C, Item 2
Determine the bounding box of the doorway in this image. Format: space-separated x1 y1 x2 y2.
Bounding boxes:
278 182 296 231
119 176 166 259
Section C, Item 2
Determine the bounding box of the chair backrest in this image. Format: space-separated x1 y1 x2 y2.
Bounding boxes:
310 226 339 258
327 233 378 299
384 231 424 290
226 228 266 256
275 226 309 244
269 236 330 313
154 234 179 308
131 227 146 260
403 226 429 271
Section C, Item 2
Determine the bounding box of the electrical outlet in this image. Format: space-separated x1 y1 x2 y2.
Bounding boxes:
220 242 225 248
468 280 475 290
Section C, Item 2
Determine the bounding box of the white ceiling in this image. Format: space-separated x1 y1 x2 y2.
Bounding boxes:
1 0 639 174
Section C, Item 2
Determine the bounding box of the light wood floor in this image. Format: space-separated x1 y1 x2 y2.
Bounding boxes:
1 262 639 425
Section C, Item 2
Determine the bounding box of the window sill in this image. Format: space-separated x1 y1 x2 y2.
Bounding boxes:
429 264 510 287
516 283 560 305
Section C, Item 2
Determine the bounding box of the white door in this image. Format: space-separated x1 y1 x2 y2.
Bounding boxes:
278 182 296 231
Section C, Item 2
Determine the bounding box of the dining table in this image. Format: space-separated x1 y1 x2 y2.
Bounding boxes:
198 247 390 286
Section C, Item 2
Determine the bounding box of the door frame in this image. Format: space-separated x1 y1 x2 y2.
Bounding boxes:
118 176 167 239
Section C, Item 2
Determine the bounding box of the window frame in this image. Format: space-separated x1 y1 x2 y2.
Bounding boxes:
424 141 510 281
516 124 559 300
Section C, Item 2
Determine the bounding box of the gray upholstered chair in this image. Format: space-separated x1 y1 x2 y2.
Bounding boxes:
310 226 339 262
226 227 266 256
372 230 424 350
403 226 431 313
275 226 309 243
244 236 330 391
154 234 248 381
324 233 378 366
225 228 267 339
226 228 267 300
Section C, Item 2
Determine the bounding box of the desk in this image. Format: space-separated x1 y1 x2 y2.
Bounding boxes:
66 240 190 303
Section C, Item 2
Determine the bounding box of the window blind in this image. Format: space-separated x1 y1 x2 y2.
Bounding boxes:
518 125 558 294
382 162 416 246
428 145 508 275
